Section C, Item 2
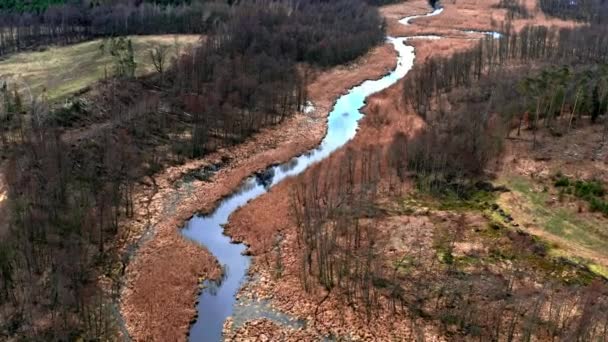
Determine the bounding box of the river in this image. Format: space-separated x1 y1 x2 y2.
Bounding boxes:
181 4 498 341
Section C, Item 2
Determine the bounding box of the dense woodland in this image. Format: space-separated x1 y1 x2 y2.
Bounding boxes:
0 0 209 12
494 0 530 19
0 0 398 58
402 22 608 195
0 0 232 56
0 0 386 339
540 0 608 22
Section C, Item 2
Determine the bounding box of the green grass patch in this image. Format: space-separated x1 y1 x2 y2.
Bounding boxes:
589 263 608 279
0 35 200 101
554 175 608 216
405 188 497 213
399 178 606 283
503 175 608 253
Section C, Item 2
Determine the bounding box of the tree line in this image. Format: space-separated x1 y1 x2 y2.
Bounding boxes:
494 0 530 20
540 0 608 23
0 0 208 12
0 0 231 57
291 147 384 321
405 22 608 117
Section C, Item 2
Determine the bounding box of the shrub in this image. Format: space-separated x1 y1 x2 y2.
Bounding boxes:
574 180 605 199
554 176 570 187
589 197 608 216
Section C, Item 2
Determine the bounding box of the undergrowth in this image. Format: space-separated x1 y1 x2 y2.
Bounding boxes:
554 174 608 216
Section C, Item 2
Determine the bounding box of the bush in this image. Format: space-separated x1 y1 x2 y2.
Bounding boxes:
589 197 608 216
556 177 608 216
49 99 88 127
574 180 605 199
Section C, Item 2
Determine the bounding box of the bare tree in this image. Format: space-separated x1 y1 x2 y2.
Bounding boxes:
150 45 169 76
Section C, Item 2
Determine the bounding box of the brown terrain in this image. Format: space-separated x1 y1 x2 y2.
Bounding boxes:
117 0 592 341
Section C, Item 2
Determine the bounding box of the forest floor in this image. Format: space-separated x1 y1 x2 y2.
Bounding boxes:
0 35 199 101
117 37 399 340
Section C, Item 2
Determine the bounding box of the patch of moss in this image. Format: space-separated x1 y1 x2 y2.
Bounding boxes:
454 255 481 268
391 255 416 277
407 188 498 213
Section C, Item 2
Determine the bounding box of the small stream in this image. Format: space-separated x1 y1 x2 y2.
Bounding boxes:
180 4 499 341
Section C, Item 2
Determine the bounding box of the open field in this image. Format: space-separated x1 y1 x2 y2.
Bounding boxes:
495 122 608 276
0 35 200 101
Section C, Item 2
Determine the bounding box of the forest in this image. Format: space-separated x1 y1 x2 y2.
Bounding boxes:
0 0 386 339
0 0 203 12
0 0 232 56
540 0 608 22
401 21 608 196
0 0 398 58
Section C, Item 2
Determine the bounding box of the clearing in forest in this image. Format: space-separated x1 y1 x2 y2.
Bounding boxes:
0 35 200 101
496 125 608 278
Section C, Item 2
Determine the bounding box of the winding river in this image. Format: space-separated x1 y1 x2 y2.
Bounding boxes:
181 4 497 341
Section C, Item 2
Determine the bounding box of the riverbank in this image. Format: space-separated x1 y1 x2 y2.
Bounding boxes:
118 39 398 341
